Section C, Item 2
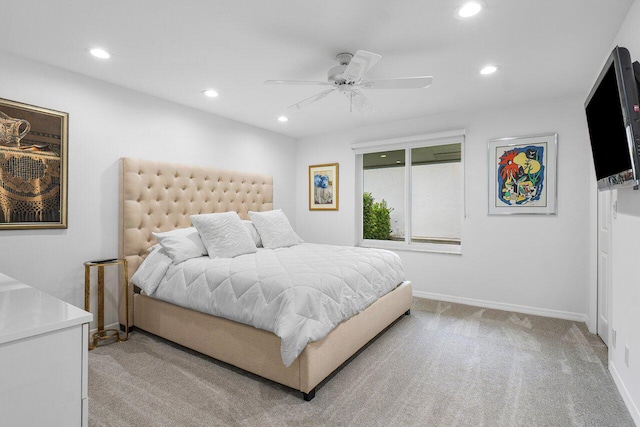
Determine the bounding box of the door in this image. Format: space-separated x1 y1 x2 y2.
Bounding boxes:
597 190 613 346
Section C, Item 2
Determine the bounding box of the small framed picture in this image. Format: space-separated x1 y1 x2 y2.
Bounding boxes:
0 98 69 229
309 163 339 211
488 133 557 215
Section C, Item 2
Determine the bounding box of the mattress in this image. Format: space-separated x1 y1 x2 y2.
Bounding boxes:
132 243 405 366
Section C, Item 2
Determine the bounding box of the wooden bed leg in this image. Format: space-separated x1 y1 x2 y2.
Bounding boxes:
303 388 316 401
405 309 411 315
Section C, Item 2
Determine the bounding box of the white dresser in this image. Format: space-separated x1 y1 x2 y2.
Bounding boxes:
0 273 93 427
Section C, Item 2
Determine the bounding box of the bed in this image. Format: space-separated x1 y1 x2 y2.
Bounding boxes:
118 157 412 400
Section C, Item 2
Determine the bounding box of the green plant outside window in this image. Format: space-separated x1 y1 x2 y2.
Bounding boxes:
363 192 393 240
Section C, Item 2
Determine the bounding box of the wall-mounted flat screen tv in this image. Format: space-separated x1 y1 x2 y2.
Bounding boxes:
585 46 640 190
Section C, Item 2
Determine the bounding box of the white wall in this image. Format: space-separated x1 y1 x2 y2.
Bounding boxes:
0 51 296 328
610 207 640 424
606 0 640 422
296 96 594 321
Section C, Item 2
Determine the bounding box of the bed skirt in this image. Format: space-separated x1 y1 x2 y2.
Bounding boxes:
130 281 412 396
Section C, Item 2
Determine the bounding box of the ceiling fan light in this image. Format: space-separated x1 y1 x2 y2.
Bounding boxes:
457 1 483 18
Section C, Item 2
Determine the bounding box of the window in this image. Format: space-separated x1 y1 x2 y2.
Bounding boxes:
353 130 464 254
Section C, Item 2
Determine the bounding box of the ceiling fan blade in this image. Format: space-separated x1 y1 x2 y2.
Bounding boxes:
343 89 375 114
343 50 382 84
264 80 332 86
360 76 433 89
287 88 336 110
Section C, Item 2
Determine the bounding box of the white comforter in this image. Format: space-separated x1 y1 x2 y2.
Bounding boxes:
132 243 405 366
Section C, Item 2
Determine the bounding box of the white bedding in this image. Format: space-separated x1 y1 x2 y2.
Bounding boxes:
132 243 405 366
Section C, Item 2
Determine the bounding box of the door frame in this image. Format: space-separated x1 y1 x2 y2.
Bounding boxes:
596 190 614 345
588 176 598 335
589 181 615 340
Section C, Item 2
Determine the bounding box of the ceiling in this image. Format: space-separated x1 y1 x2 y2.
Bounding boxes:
0 1 633 139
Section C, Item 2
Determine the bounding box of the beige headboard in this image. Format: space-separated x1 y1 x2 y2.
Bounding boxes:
118 157 273 278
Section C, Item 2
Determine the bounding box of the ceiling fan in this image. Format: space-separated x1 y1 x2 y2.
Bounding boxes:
264 50 433 113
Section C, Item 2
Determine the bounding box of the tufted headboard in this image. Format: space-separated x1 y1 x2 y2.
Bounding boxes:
118 157 273 279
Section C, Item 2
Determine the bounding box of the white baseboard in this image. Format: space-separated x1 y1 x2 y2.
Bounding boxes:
610 361 640 426
412 290 589 324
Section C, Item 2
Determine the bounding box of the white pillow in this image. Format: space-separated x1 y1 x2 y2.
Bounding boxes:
242 220 263 248
130 247 173 295
190 212 258 258
248 209 303 249
152 227 207 264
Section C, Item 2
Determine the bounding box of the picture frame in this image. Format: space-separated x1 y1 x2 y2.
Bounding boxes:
0 98 68 229
488 133 557 215
309 163 339 211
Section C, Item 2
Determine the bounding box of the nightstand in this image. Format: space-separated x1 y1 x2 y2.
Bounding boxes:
84 258 129 349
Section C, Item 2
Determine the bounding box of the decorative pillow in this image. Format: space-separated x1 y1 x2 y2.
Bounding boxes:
152 227 207 264
190 212 258 258
248 209 303 249
242 220 263 248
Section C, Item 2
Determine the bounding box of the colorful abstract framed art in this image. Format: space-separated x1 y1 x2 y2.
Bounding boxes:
488 133 557 215
309 163 339 211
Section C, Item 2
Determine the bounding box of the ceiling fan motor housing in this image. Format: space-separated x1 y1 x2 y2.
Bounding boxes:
328 64 349 85
328 52 355 85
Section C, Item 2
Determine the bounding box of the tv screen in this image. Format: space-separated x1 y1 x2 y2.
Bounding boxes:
585 46 640 190
586 64 631 179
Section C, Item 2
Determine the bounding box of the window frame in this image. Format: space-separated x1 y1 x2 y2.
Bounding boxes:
353 129 465 254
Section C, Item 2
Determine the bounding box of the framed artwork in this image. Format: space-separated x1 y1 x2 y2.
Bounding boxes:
488 133 557 215
309 163 339 211
0 98 68 229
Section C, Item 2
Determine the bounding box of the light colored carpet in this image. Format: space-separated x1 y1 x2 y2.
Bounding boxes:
88 298 634 426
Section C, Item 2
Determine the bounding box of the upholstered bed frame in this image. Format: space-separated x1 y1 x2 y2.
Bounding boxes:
118 157 412 400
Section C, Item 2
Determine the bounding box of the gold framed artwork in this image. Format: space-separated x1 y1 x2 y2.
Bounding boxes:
309 163 339 211
0 98 68 229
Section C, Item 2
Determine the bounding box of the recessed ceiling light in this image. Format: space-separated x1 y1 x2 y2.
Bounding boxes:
88 48 112 59
380 154 387 158
278 116 288 122
480 65 498 75
457 1 483 18
202 89 219 98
